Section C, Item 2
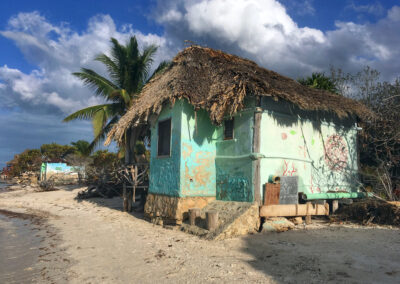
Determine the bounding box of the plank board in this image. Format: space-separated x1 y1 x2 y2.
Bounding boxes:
260 203 329 217
263 183 280 205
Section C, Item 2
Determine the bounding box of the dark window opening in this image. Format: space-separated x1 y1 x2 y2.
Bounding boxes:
224 118 234 140
157 118 171 156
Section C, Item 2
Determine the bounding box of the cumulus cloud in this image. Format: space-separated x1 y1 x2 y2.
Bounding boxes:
346 1 385 17
0 11 174 115
155 0 400 81
0 11 171 166
1 2 400 166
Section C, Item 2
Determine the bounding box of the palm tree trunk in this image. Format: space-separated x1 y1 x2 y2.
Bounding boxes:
123 127 140 212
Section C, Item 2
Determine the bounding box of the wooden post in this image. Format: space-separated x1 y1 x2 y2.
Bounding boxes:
324 202 330 216
305 201 312 224
123 182 128 212
127 187 133 212
206 211 219 231
252 109 262 205
132 165 138 204
332 200 339 214
189 208 201 226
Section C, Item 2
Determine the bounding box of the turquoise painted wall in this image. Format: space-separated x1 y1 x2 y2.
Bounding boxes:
149 97 358 203
258 97 359 200
149 102 182 196
149 99 256 201
215 109 255 202
180 101 220 197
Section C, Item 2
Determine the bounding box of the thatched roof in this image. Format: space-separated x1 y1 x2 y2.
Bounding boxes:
106 46 373 145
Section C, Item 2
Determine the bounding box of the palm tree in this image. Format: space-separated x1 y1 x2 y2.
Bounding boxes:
298 72 339 94
64 36 167 155
71 140 91 157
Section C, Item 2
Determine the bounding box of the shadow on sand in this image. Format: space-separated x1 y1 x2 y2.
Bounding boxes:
240 226 400 283
64 184 145 220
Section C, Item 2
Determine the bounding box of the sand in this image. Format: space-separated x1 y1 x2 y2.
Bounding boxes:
0 186 399 283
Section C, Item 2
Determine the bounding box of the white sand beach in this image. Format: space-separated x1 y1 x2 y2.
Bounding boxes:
0 186 399 283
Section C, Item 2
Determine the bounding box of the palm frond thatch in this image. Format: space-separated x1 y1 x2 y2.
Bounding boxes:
106 46 374 146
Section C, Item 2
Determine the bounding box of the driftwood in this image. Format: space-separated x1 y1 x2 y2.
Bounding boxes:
77 185 120 199
119 163 149 212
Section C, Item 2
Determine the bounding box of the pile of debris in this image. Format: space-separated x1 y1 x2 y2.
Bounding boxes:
335 198 400 226
11 171 39 186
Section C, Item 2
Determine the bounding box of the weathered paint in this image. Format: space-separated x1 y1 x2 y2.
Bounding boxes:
258 97 359 200
40 162 83 181
180 100 219 197
302 192 373 200
215 107 255 202
149 102 182 196
149 96 359 204
149 99 257 202
149 100 219 198
41 163 82 175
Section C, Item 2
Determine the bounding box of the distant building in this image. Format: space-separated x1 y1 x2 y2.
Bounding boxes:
40 162 83 184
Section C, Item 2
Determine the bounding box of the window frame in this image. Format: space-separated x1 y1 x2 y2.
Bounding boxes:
157 117 172 157
223 118 235 140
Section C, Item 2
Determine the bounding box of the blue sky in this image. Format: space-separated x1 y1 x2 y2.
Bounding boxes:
0 0 399 168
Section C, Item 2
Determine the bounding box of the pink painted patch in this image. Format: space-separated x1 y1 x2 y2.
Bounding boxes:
281 133 287 140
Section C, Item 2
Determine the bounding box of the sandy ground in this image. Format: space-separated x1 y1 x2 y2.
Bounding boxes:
0 186 399 284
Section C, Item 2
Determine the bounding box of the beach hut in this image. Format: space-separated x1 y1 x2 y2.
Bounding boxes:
106 46 372 224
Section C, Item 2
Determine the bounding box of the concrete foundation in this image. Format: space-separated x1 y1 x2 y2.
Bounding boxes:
181 201 260 240
144 193 215 224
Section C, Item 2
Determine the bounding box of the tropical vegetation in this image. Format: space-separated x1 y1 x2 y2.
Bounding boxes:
298 72 338 94
64 36 168 154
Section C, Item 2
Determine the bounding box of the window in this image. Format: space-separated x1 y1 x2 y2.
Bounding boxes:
157 118 171 156
224 118 234 140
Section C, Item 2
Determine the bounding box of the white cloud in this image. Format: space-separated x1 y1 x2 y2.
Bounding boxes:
0 12 173 115
156 0 400 81
0 11 172 167
346 1 385 16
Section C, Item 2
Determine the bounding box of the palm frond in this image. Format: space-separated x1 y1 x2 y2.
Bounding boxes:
92 108 107 137
63 104 112 122
110 38 128 88
95 53 119 86
73 69 118 98
87 116 119 153
139 45 158 84
127 37 139 62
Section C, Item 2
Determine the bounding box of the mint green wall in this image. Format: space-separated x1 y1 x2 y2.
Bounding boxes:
258 97 359 200
149 102 182 196
215 109 255 202
180 101 220 197
149 99 257 201
149 97 358 203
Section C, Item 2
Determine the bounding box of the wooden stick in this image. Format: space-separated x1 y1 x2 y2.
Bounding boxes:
305 202 312 224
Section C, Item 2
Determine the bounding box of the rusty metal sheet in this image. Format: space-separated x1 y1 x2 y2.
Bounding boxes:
264 183 280 205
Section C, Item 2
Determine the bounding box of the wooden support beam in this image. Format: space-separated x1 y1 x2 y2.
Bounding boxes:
260 203 329 217
252 111 262 205
189 208 201 226
332 200 339 214
305 201 312 224
123 182 128 212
